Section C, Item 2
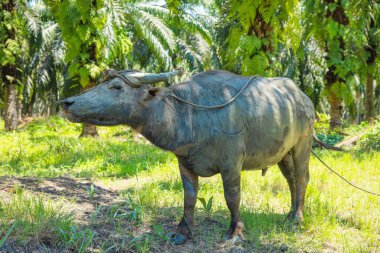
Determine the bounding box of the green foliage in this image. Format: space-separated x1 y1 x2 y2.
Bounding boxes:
0 224 14 248
316 133 344 146
0 1 27 69
44 0 132 87
315 113 344 145
87 184 96 200
216 0 300 76
357 121 380 152
304 0 361 116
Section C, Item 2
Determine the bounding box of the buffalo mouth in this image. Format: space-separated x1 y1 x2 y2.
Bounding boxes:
62 111 119 126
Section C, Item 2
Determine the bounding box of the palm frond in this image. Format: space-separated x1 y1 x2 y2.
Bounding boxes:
139 28 172 69
181 14 213 44
137 10 175 51
177 39 202 70
101 0 126 45
135 3 171 18
194 33 210 57
23 3 42 37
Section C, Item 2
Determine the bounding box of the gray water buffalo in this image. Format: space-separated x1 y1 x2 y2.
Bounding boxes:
60 69 315 245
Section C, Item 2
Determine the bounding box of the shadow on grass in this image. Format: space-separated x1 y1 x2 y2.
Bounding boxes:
121 183 298 252
0 176 297 252
0 176 116 205
117 206 294 253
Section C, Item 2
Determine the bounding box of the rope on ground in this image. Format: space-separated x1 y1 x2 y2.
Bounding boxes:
312 150 380 197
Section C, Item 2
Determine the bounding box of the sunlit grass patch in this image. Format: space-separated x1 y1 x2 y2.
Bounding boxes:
0 117 173 178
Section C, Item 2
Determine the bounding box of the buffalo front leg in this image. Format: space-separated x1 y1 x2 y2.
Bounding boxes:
221 169 244 243
171 162 198 245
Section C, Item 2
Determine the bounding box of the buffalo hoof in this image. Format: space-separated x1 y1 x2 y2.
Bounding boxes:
170 232 188 245
284 212 303 230
286 211 303 223
223 229 244 245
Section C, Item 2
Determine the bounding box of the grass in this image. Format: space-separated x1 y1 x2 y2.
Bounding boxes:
0 117 380 252
0 117 169 178
0 186 95 252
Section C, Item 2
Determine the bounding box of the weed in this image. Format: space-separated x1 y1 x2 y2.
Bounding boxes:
0 224 14 248
198 196 214 218
126 194 144 222
87 184 96 200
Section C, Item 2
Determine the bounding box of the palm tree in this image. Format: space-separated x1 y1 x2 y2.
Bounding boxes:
346 0 380 121
121 1 215 74
20 1 66 117
0 0 44 130
43 0 215 136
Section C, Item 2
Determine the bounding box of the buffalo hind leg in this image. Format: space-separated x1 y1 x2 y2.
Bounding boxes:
278 152 296 220
221 165 244 243
170 162 198 245
291 135 312 224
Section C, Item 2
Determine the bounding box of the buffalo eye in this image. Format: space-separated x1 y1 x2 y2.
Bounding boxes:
110 84 123 90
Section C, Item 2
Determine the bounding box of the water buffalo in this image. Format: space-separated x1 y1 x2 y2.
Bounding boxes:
59 69 315 245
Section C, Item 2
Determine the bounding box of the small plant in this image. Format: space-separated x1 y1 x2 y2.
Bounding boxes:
62 226 94 253
152 224 169 242
0 224 15 248
87 184 96 200
126 194 144 222
198 196 213 218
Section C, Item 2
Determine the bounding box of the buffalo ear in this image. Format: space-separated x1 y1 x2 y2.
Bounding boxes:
148 87 162 97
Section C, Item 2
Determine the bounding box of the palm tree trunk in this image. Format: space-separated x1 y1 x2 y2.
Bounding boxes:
326 84 343 129
355 89 361 124
365 71 374 121
1 0 18 130
324 0 349 129
4 82 19 131
80 123 99 137
364 17 377 122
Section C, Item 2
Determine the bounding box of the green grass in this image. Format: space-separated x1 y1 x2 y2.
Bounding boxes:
0 186 94 252
0 117 380 252
0 117 170 178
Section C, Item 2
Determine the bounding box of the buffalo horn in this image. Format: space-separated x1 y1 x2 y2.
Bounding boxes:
125 68 182 84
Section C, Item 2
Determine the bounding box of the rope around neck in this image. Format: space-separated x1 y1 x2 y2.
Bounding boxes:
167 76 257 109
312 150 380 196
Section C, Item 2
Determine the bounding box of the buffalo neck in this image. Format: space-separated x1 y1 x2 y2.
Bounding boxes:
139 97 185 151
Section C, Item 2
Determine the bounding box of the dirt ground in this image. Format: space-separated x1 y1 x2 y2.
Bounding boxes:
0 176 291 253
